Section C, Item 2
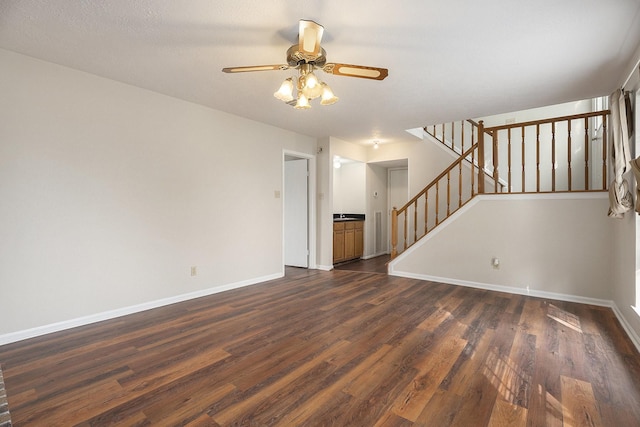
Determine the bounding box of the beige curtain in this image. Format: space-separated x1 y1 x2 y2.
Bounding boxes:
608 89 633 218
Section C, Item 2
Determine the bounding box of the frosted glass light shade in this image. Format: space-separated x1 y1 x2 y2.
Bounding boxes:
274 78 294 102
299 71 322 99
294 93 311 109
320 83 339 105
305 71 319 89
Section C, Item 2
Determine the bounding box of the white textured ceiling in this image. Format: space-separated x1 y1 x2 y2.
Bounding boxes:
1 0 639 146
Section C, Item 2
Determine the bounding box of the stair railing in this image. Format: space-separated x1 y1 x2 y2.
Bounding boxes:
424 119 482 157
391 143 484 258
425 120 506 192
391 110 610 259
481 110 609 193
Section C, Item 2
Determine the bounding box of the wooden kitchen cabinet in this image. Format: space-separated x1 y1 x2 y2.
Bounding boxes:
333 220 364 264
333 222 345 262
354 223 363 258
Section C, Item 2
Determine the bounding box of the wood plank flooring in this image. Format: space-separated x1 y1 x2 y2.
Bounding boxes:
1 267 639 426
334 255 390 274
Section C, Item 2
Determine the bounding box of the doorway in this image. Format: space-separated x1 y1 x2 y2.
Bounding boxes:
283 151 316 269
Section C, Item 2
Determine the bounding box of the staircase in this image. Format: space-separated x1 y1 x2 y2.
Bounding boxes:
391 110 610 259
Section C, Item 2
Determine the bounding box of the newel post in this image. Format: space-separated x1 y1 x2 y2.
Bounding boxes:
391 207 398 259
477 120 485 194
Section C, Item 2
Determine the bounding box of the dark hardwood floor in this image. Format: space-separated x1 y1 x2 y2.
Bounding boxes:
334 255 390 274
1 267 639 426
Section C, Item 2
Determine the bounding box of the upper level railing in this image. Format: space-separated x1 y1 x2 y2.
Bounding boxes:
479 110 608 193
391 110 609 259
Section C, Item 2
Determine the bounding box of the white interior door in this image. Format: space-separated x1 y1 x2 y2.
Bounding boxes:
284 159 309 267
388 168 408 252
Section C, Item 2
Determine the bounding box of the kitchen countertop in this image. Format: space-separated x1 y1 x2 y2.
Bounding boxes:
333 214 365 222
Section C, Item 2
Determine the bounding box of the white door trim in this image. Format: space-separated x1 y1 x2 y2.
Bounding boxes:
283 150 317 271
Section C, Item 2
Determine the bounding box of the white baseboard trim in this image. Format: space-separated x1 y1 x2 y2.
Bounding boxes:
389 270 612 306
0 272 283 346
390 269 640 353
389 271 613 307
316 264 334 271
611 303 640 354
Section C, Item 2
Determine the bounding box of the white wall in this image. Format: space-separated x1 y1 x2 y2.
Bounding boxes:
391 194 614 301
365 164 388 257
316 137 333 269
477 100 594 127
368 139 461 197
333 162 366 214
611 203 640 342
0 49 316 339
330 137 368 164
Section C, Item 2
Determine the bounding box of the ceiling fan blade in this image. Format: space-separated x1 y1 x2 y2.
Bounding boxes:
323 63 389 80
222 64 289 73
298 20 324 58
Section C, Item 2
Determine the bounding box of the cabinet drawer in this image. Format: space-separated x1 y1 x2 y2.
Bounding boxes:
333 222 345 231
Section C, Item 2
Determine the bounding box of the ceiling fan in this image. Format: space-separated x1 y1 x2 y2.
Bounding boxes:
222 20 389 109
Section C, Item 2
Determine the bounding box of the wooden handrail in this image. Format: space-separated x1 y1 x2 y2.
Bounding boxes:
482 110 609 194
424 120 493 147
484 110 610 132
477 121 485 194
424 119 500 192
391 208 398 259
397 143 479 215
391 143 480 258
466 119 493 137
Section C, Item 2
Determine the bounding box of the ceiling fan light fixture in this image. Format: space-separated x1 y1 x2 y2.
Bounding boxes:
224 20 387 109
320 83 339 106
294 93 311 110
274 77 294 102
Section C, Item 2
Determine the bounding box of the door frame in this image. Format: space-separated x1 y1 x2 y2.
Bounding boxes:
283 150 317 271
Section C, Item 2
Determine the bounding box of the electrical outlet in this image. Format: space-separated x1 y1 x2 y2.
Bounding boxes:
190 266 197 276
